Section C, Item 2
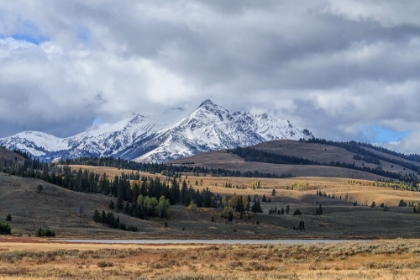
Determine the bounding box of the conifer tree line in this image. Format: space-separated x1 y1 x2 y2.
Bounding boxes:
61 157 291 178
93 210 138 231
231 146 418 182
1 148 289 180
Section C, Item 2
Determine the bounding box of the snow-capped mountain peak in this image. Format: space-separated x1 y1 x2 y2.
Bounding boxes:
0 100 313 162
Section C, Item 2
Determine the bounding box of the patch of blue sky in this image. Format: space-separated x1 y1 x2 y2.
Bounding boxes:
93 117 104 126
77 26 90 43
1 20 50 45
362 125 410 144
0 33 49 45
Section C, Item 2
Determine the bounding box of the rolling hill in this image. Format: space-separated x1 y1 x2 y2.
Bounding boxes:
1 145 420 239
169 139 420 182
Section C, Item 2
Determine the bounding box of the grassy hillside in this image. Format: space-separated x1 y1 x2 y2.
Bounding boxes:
169 139 420 181
62 165 420 238
2 166 420 239
0 173 169 238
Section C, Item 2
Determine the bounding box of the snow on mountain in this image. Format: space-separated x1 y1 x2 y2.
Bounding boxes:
66 113 161 157
0 131 69 157
0 99 313 162
132 99 313 162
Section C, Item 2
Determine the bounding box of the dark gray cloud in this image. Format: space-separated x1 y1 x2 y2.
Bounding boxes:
1 0 420 153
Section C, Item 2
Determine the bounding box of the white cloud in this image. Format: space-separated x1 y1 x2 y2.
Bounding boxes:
326 0 420 27
0 0 420 154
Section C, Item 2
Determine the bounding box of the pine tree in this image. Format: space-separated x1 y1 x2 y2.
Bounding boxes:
236 196 244 213
316 204 323 215
101 210 106 223
93 210 101 222
117 195 123 211
109 200 115 210
262 194 267 202
124 201 130 214
251 199 263 213
228 211 233 221
286 205 290 214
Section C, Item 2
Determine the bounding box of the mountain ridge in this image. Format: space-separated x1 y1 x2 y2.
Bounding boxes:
0 100 313 162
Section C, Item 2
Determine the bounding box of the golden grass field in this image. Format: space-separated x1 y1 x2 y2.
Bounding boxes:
70 164 420 207
0 237 420 279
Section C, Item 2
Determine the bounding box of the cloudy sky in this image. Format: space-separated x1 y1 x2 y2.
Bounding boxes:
1 0 420 153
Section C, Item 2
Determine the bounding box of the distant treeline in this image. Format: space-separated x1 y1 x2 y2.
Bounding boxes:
231 146 418 182
62 157 293 179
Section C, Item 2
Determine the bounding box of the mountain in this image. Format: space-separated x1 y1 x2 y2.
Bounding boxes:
0 99 313 162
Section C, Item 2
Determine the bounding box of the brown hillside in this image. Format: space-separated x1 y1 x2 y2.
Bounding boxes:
0 148 25 167
169 149 386 181
169 140 418 180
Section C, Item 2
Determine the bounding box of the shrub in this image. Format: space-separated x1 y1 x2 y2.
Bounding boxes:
35 228 55 237
97 261 113 268
371 202 376 208
6 214 12 222
37 184 43 193
293 209 302 215
398 200 407 207
228 211 233 222
187 203 197 211
0 222 11 235
221 206 231 219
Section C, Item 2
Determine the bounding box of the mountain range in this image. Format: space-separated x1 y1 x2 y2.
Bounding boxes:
0 99 313 162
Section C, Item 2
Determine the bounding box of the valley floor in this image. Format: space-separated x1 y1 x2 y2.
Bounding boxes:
0 237 420 279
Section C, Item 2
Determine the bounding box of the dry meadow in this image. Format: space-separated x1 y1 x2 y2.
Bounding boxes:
0 238 420 279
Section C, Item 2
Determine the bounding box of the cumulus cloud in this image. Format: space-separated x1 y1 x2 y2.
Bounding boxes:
0 0 420 154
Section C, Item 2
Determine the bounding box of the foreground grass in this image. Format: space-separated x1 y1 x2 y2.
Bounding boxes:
0 238 420 279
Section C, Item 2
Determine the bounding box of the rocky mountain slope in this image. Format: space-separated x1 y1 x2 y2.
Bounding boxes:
0 100 313 162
